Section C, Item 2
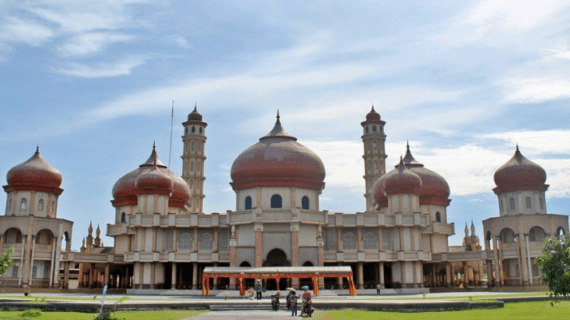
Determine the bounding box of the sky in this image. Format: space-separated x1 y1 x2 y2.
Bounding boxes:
1 0 570 250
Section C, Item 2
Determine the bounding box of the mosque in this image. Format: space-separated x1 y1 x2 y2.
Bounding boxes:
0 107 567 294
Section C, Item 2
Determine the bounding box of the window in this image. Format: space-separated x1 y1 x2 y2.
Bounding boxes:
185 127 188 135
37 199 44 211
191 141 195 152
509 198 515 210
20 199 27 211
525 197 531 209
191 126 196 133
365 127 369 134
373 141 377 151
435 212 441 223
190 161 194 172
540 197 544 209
367 160 371 173
373 125 377 132
270 195 282 208
499 199 503 212
557 227 565 236
197 161 201 173
189 179 193 189
363 232 378 250
374 160 378 173
199 127 203 134
7 198 11 211
245 196 252 210
342 232 357 251
302 196 309 210
121 212 126 223
199 231 214 251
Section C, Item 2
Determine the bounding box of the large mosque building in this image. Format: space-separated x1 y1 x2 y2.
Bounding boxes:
0 107 567 293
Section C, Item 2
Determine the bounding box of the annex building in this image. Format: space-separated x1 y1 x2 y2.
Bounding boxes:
0 107 567 294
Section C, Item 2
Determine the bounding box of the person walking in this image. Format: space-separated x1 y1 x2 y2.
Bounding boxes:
255 279 262 300
287 290 298 316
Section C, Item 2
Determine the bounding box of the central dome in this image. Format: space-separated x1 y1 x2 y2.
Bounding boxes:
230 113 326 191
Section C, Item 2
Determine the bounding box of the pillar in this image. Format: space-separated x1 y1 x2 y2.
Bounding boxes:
171 263 177 289
213 263 218 288
462 261 468 288
445 263 451 288
28 236 36 287
89 264 95 288
337 262 343 288
357 262 364 289
255 223 264 267
105 264 110 286
379 262 385 288
63 262 70 289
22 218 34 288
450 263 455 287
525 234 533 286
192 262 198 289
291 222 299 288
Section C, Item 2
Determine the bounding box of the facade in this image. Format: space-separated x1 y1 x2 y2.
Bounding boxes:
0 107 567 293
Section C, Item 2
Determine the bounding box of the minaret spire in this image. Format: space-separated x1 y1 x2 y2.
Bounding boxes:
276 109 281 124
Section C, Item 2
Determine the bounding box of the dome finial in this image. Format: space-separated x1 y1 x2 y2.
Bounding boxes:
516 143 519 152
153 140 156 150
371 104 375 112
194 102 197 111
276 109 281 124
36 145 40 154
406 140 409 149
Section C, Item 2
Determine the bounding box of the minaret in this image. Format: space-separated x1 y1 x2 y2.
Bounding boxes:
361 106 387 211
182 105 208 214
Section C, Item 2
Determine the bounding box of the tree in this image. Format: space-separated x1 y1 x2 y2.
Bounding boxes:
535 235 570 301
0 247 16 276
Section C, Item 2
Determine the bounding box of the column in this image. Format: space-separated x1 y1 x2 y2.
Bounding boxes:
462 261 468 288
494 236 502 286
516 234 525 286
337 262 343 288
89 264 95 288
486 260 494 286
52 235 62 288
357 262 364 289
22 218 34 288
445 263 451 288
18 234 25 287
525 234 533 286
63 262 70 289
290 222 299 288
450 263 455 287
192 262 198 289
125 266 130 288
28 236 36 287
379 262 385 288
171 263 177 289
49 236 57 288
105 264 110 286
255 223 264 267
213 263 218 288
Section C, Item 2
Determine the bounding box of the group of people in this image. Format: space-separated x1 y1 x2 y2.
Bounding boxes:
250 280 313 317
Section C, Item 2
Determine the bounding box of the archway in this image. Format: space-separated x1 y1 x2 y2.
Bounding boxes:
383 264 393 288
263 249 290 290
240 261 254 289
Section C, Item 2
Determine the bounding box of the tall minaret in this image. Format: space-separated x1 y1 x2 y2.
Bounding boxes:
361 106 387 211
182 105 207 214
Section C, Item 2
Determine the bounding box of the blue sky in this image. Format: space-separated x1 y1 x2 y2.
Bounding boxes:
1 0 570 250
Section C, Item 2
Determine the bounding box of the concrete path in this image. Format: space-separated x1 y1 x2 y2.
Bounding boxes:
186 310 300 319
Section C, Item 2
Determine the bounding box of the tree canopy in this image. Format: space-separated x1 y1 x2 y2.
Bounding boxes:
0 247 16 276
535 235 570 300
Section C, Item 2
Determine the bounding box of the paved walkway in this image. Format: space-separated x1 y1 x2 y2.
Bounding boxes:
186 310 300 319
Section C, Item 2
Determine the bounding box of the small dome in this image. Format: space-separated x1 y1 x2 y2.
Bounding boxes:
188 106 203 121
230 112 326 191
493 146 548 194
366 105 381 121
112 144 190 208
373 143 450 208
135 165 173 195
382 157 422 196
5 147 63 195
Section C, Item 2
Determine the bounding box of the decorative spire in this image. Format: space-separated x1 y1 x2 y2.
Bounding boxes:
464 223 469 237
471 220 476 236
371 104 375 112
276 109 281 125
82 237 85 247
96 224 101 237
36 145 40 154
406 140 409 149
88 221 93 235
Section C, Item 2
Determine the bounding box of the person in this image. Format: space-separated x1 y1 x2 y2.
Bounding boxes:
255 279 262 300
376 283 382 294
287 290 298 316
286 288 296 310
300 286 312 317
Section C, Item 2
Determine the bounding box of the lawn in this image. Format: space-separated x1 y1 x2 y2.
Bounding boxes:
0 309 206 320
313 301 570 320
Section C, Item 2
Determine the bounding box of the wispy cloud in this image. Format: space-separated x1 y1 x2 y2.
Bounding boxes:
57 32 134 57
52 56 146 78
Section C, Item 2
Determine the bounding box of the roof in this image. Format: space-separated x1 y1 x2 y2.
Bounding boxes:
203 266 353 275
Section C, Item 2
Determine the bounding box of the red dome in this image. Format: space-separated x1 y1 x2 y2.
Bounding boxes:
230 113 326 191
374 144 450 208
136 165 173 195
188 106 202 121
112 145 190 208
366 106 381 121
493 146 548 194
4 147 63 195
382 157 422 196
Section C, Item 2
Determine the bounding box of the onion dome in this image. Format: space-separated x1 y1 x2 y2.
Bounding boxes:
4 146 63 195
373 143 450 208
382 157 422 196
230 111 326 191
112 144 191 208
493 145 548 194
361 105 386 127
135 164 173 195
188 105 203 121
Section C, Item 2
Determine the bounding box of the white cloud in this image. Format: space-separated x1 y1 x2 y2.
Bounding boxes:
0 17 54 46
57 32 134 57
481 130 570 155
500 78 570 104
53 56 146 78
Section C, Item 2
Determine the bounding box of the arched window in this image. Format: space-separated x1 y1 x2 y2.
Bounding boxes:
342 232 357 251
373 141 377 151
372 125 377 132
509 198 515 210
529 226 546 242
365 127 369 134
499 199 503 212
7 198 12 211
189 179 193 189
51 201 55 215
199 231 214 251
37 199 44 211
191 141 195 151
302 196 309 210
185 127 188 135
270 195 282 209
525 197 531 208
190 161 194 172
245 196 252 210
191 126 196 133
20 199 27 211
556 227 565 236
367 160 371 173
363 232 378 250
435 212 441 223
199 127 203 134
121 212 126 223
374 160 378 172
197 161 201 173
540 197 544 209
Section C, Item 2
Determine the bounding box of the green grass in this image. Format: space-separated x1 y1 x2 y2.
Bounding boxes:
357 291 550 301
313 301 570 320
0 309 207 320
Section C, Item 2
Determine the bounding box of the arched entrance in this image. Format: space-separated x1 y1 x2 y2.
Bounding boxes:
263 249 290 290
